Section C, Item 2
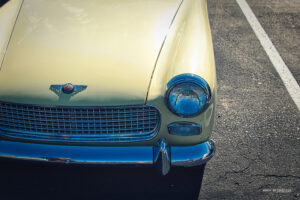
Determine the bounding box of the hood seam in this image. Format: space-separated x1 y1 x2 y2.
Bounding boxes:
144 0 185 104
0 0 24 71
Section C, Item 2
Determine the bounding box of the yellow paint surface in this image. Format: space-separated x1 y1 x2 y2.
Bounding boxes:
0 0 182 106
0 0 216 146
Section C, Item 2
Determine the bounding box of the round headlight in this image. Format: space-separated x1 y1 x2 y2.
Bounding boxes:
165 74 211 118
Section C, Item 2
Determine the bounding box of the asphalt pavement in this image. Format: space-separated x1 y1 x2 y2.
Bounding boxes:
0 0 299 200
202 0 300 199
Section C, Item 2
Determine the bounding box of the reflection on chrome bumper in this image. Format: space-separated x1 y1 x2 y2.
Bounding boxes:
0 139 215 175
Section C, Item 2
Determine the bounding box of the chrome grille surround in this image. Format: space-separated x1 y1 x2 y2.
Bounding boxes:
0 101 160 143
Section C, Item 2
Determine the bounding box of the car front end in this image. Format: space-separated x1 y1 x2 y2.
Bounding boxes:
0 0 216 176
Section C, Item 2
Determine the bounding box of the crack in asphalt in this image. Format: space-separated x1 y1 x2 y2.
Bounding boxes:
257 184 273 190
252 174 300 179
224 163 251 176
222 160 300 180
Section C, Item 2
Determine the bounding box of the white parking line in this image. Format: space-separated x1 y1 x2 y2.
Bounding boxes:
236 0 300 111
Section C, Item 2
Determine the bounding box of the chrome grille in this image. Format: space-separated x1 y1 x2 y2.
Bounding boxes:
0 101 160 142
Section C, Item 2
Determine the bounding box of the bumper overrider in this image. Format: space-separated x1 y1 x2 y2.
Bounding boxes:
0 139 215 175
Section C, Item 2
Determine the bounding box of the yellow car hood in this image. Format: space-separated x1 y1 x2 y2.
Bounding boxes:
0 0 182 106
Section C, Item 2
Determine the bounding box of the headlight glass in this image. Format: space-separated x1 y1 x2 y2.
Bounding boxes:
165 74 211 118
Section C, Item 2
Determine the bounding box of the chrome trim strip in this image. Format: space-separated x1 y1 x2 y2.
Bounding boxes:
0 140 153 165
0 140 215 175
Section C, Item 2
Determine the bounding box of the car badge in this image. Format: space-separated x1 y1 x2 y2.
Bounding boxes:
50 83 87 96
62 83 74 94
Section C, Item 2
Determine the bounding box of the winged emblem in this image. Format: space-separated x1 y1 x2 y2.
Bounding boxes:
50 83 87 96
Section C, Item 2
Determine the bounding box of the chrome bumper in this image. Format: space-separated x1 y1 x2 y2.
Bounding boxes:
0 139 215 175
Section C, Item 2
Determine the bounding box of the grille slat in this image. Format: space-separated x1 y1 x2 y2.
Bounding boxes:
1 108 158 117
0 108 157 116
0 102 160 142
0 115 158 124
0 120 157 132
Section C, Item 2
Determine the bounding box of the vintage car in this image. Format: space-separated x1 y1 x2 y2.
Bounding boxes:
0 0 216 179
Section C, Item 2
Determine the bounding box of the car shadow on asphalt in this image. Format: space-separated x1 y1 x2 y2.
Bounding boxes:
0 160 205 200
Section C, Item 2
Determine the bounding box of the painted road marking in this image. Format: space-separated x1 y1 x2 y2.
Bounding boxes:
236 0 300 111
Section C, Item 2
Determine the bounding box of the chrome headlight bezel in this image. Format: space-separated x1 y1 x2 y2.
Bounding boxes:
165 74 211 118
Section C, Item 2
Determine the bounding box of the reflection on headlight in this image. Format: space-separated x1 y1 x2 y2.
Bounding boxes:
165 74 211 118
